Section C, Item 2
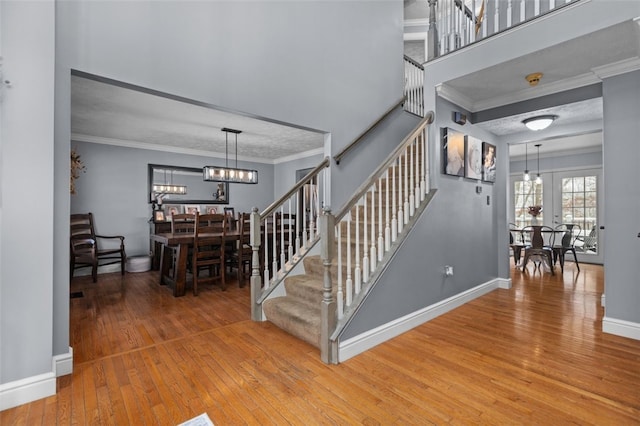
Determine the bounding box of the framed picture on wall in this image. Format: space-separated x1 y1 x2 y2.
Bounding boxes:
465 135 483 179
204 205 219 214
166 205 183 217
153 210 166 222
184 205 201 215
442 128 465 177
482 142 497 183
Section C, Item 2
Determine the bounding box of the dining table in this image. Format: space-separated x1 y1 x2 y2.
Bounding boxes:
150 229 242 297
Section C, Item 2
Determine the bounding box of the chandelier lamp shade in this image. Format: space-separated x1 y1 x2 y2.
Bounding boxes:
203 128 258 184
523 143 530 182
153 170 187 195
522 115 557 131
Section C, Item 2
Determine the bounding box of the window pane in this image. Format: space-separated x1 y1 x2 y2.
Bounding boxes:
585 176 596 191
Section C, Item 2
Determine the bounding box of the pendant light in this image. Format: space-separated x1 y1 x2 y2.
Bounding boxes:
534 143 542 184
523 144 530 182
203 128 258 184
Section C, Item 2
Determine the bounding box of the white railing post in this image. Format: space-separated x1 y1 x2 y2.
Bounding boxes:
392 161 398 242
385 169 391 252
250 208 263 321
363 191 369 283
345 212 353 309
370 185 377 272
319 209 337 364
398 156 404 233
355 204 361 294
337 222 343 319
377 177 384 262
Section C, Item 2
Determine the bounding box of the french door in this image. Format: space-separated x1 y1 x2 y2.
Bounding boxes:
552 169 603 264
510 168 603 264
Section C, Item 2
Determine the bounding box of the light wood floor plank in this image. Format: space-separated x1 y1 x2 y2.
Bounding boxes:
3 263 640 424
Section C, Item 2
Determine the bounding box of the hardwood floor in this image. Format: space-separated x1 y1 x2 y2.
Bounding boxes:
2 262 639 425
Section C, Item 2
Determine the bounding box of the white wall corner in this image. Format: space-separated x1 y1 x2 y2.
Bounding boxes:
602 316 640 341
0 372 56 411
338 278 503 362
53 346 73 377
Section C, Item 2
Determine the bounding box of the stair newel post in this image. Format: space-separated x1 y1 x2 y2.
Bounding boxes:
427 0 439 61
250 207 264 321
320 208 337 364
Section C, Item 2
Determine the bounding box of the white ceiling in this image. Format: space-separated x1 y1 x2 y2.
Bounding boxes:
71 16 640 162
71 75 326 164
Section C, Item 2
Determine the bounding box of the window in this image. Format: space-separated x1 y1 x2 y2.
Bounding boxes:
561 175 597 254
513 179 543 229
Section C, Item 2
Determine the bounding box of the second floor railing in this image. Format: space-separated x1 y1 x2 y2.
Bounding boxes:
427 0 580 61
404 55 424 117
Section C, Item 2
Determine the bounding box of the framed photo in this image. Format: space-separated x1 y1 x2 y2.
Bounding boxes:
211 182 229 203
482 142 497 183
166 205 182 217
184 205 201 215
465 135 483 179
153 210 166 222
204 205 219 214
442 128 465 177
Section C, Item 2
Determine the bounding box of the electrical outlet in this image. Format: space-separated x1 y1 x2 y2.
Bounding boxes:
444 265 454 276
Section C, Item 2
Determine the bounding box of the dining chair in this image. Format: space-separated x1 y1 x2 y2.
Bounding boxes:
227 212 252 287
223 207 236 231
159 213 196 285
575 226 598 254
509 223 525 266
192 213 227 295
70 212 126 282
521 225 555 275
553 223 581 272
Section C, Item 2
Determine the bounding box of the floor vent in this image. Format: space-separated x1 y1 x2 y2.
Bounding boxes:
70 291 84 299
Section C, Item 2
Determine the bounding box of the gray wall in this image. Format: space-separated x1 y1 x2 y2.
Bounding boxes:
342 97 502 338
1 1 56 384
602 70 640 325
70 142 275 257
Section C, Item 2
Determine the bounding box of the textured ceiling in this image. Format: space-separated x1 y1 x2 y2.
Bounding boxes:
71 75 326 163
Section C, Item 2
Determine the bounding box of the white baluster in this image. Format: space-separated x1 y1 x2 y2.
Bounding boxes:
363 193 369 283
288 199 294 262
295 191 301 258
398 156 404 233
337 223 343 319
280 206 286 270
404 149 410 225
385 169 390 252
370 185 377 272
494 0 500 34
272 212 278 278
420 130 426 200
520 0 526 23
534 0 540 17
392 160 398 242
302 185 308 250
410 140 415 217
507 0 512 28
377 177 384 262
355 204 361 294
263 218 270 286
549 0 556 10
346 212 352 308
470 0 476 43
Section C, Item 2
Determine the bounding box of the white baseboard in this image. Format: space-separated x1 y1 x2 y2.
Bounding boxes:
0 372 56 411
602 316 640 341
53 346 73 377
0 346 73 411
339 278 503 362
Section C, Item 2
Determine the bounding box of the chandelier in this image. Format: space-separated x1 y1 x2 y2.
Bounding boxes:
203 128 258 184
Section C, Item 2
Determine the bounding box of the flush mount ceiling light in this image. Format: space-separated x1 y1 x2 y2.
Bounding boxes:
203 128 258 184
522 115 558 131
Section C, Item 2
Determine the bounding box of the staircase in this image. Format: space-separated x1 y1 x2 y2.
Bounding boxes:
262 147 427 350
251 107 433 363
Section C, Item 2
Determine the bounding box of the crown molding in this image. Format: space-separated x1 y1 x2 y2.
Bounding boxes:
591 56 640 79
435 84 475 111
71 133 276 165
471 72 601 112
